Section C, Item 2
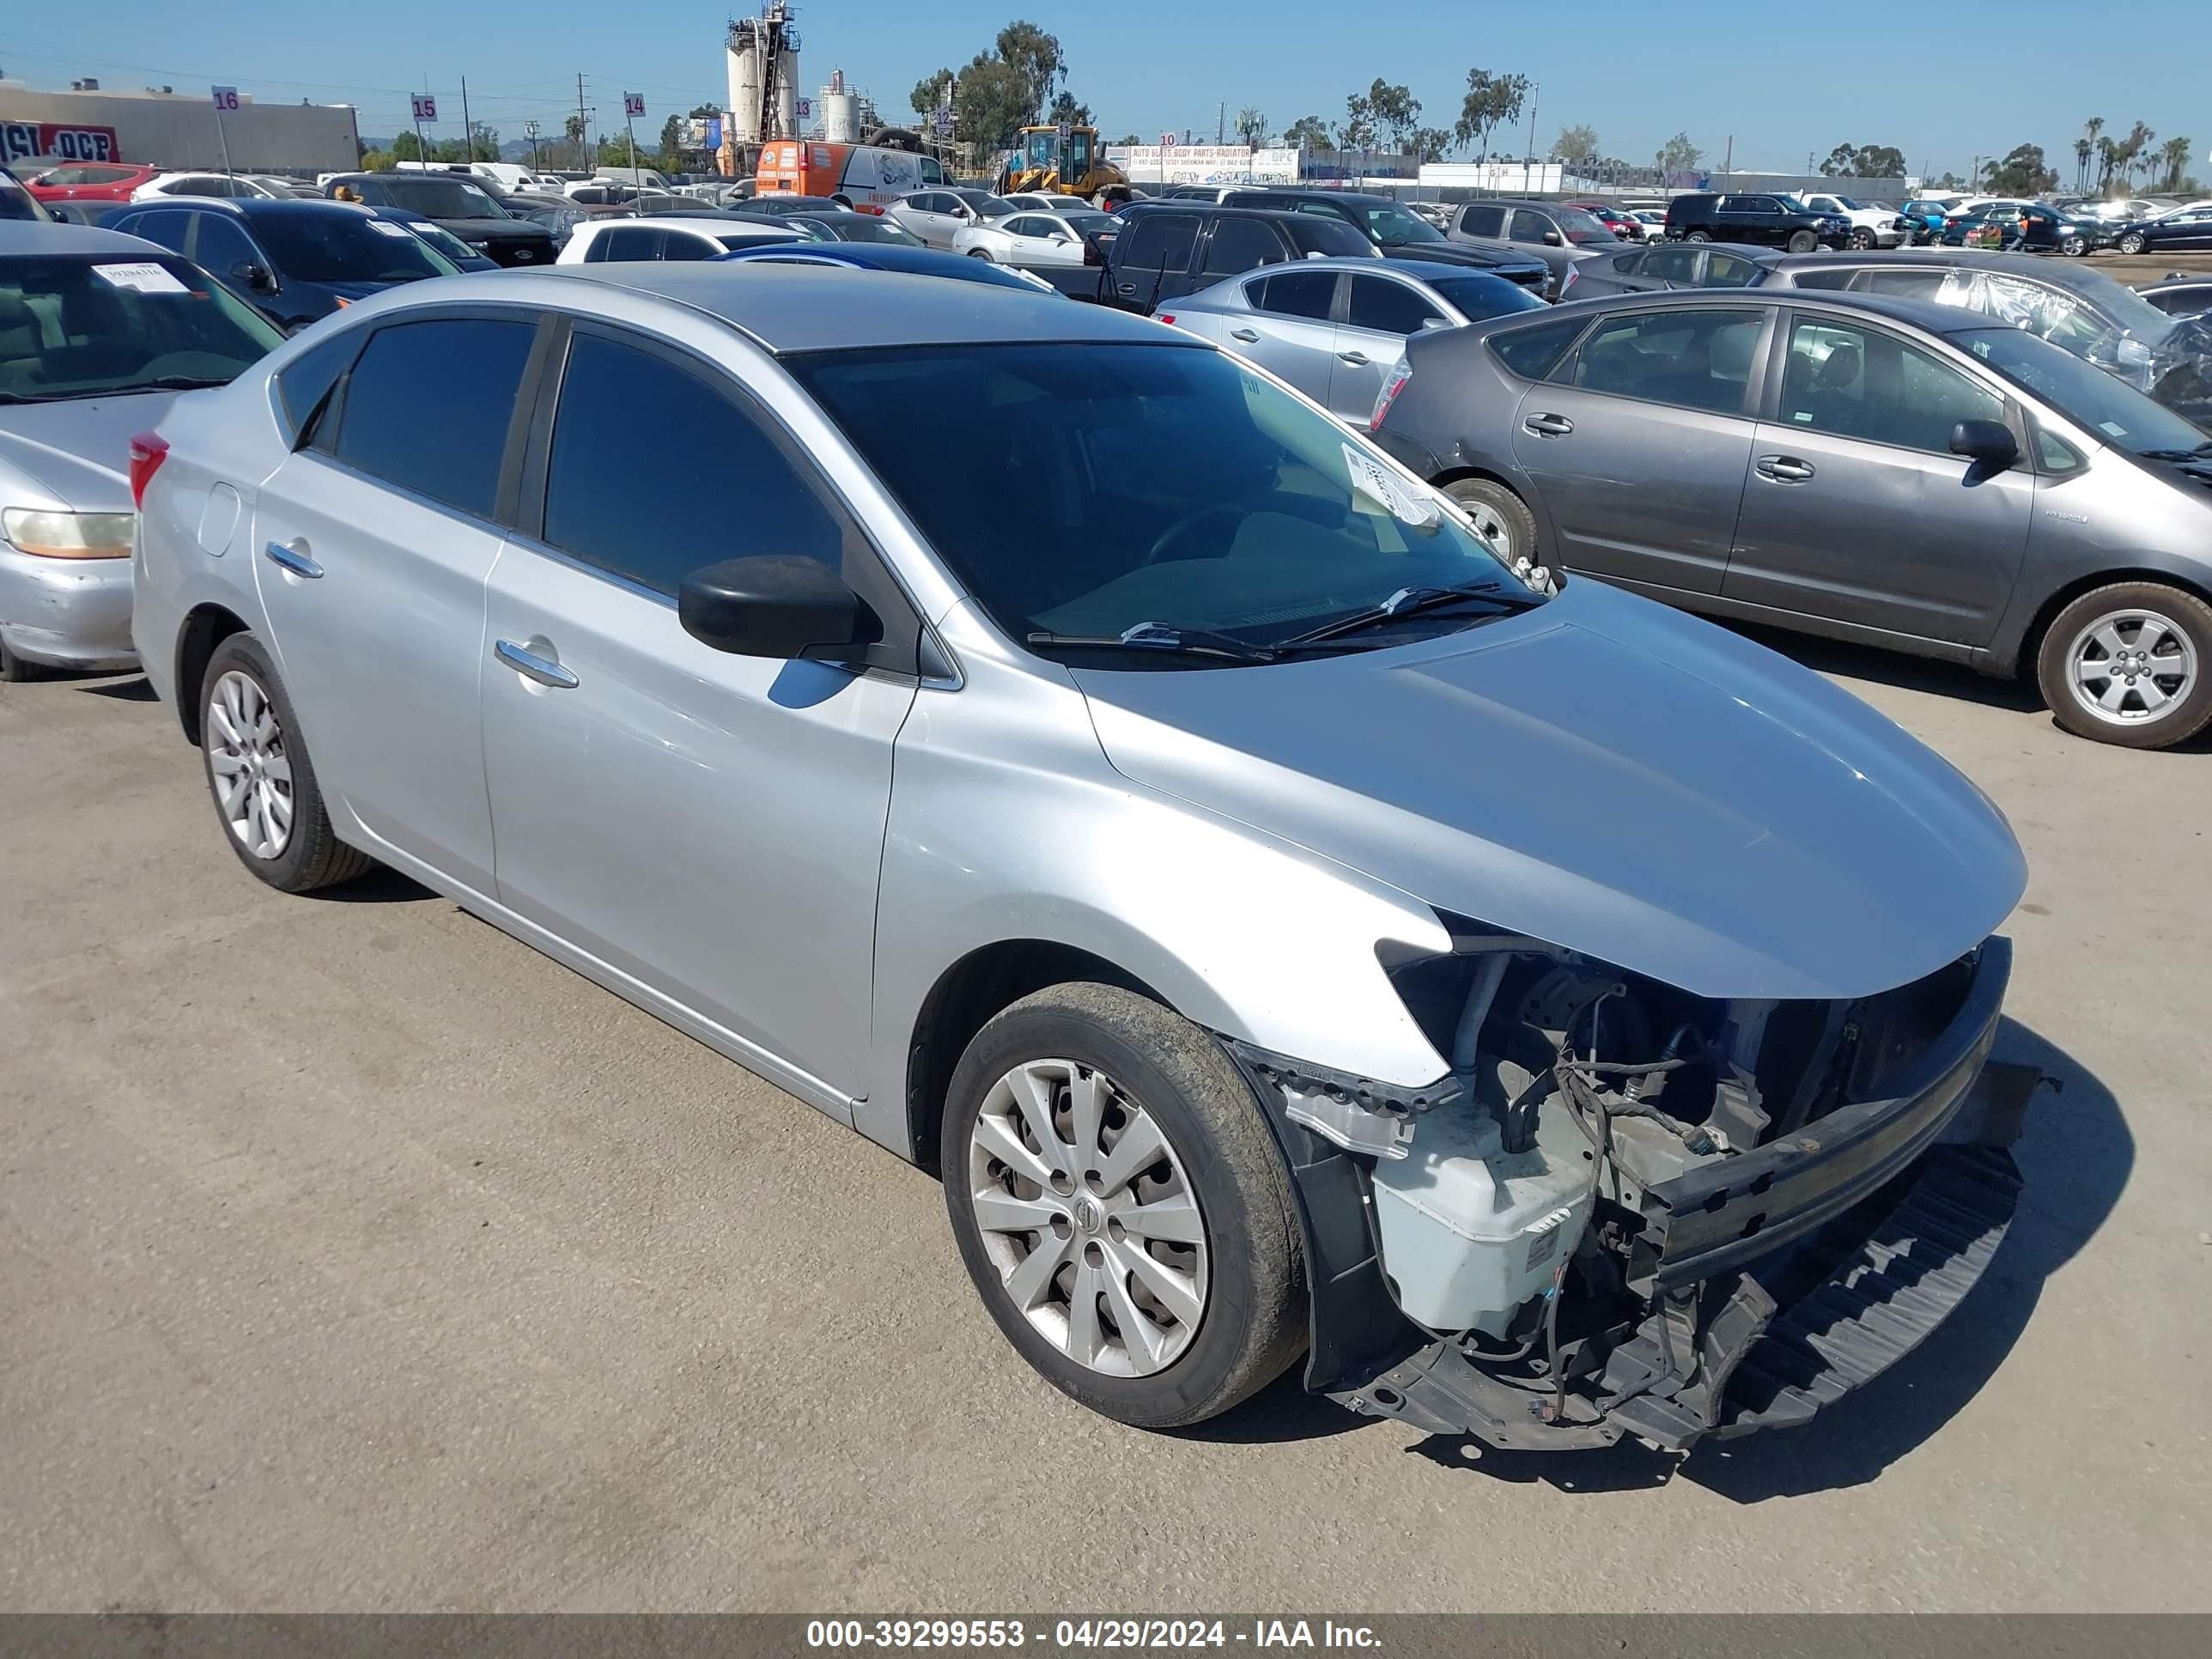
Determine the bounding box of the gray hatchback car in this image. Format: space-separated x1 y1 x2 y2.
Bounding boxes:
133 264 2033 1455
1370 288 2212 746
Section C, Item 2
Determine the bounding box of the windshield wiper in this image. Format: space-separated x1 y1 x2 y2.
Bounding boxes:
1272 580 1540 647
1027 622 1280 663
2139 441 2212 461
137 375 236 392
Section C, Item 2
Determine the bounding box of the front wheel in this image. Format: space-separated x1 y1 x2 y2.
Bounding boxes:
1786 228 1819 253
1847 227 1874 251
0 635 46 683
2034 582 2212 749
198 632 375 890
2060 234 2087 257
2118 230 2148 256
941 983 1305 1428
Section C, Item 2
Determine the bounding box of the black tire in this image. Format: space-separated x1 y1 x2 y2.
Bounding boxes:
2033 581 2212 750
1786 228 1819 253
0 636 46 683
967 248 993 260
1685 228 1711 243
941 983 1306 1429
2118 231 2147 256
198 632 375 891
1443 476 1540 568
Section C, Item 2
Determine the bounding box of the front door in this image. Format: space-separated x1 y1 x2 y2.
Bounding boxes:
1511 305 1770 596
481 325 918 1105
250 311 539 892
1723 310 2033 647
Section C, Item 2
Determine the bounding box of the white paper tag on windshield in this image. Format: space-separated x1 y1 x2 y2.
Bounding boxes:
93 262 189 295
1342 442 1437 527
368 219 415 239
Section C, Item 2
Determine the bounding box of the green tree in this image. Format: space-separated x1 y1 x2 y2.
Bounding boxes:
1655 131 1703 175
1047 89 1091 129
1364 79 1421 152
390 131 424 162
994 20 1066 125
1234 106 1267 148
1984 143 2059 197
1554 123 1600 167
954 53 1031 166
1115 131 1140 146
1408 126 1450 164
2159 135 2192 191
2073 136 2093 191
1281 114 1329 150
1335 88 1374 152
910 68 955 118
360 148 395 173
1454 69 1529 158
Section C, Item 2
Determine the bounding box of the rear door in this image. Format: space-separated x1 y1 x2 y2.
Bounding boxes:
1723 308 2032 647
482 321 919 1105
1510 304 1771 596
1221 268 1341 405
250 309 542 891
1111 212 1199 310
1332 271 1449 423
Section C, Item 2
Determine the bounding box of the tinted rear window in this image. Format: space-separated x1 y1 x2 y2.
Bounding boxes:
1487 314 1587 380
332 317 534 517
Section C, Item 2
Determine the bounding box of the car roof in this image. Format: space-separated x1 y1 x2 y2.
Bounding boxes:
1530 284 2010 339
518 263 1178 353
1762 247 2122 295
0 222 161 256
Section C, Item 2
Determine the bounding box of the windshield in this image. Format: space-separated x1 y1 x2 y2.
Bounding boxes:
401 220 481 264
253 213 455 283
388 179 506 220
786 342 1528 660
1959 328 2208 455
1063 211 1113 235
0 253 282 403
1363 203 1443 244
1835 197 1867 210
1 173 52 222
824 216 923 245
1553 206 1617 245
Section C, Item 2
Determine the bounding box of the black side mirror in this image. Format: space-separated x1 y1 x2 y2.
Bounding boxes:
234 262 276 294
678 555 866 659
1950 419 2018 465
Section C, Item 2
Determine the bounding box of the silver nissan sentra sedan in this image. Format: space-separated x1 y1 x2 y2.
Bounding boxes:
132 264 2034 1454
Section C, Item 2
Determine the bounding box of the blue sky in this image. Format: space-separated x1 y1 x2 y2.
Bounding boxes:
3 2 2204 181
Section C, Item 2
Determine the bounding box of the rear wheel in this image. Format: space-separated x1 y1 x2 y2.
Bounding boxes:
941 983 1305 1428
198 633 375 890
2034 581 2212 749
967 247 993 260
1685 228 1711 242
1443 477 1540 568
1787 228 1820 253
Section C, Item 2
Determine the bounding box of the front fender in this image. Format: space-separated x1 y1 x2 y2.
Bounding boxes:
859 616 1451 1160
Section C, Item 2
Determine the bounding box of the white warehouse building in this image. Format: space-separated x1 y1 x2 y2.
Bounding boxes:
0 82 361 173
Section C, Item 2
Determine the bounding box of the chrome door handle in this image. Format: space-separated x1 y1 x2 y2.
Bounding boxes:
264 540 322 579
495 638 579 689
1757 455 1815 482
1522 413 1575 436
1336 350 1370 366
1229 327 1259 343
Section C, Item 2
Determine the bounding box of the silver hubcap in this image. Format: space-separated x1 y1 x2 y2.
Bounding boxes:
206 670 295 858
967 1059 1208 1377
1459 500 1516 559
2066 610 2197 726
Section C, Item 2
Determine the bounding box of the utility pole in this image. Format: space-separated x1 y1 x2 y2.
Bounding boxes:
526 120 540 172
577 74 589 169
1526 80 1539 179
1722 134 1733 183
461 75 474 161
1217 101 1224 144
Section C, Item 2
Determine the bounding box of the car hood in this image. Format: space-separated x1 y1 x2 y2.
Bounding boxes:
0 391 179 511
1070 578 2024 1002
438 218 550 241
1385 241 1538 270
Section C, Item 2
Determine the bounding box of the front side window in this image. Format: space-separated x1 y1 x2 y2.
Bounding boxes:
331 317 535 517
1548 206 1617 244
786 342 1528 658
1202 216 1285 275
0 253 282 404
542 332 845 596
1778 317 2004 453
1509 209 1550 243
1565 308 1763 415
191 214 260 274
1346 275 1444 335
661 231 716 260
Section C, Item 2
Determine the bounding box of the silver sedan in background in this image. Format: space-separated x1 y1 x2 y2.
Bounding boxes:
129 263 2032 1457
0 222 280 679
1164 256 1546 425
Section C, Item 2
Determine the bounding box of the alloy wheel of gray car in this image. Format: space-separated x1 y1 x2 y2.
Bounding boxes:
942 983 1304 1428
965 1056 1209 1377
2037 583 2212 749
1443 477 1538 567
198 634 374 891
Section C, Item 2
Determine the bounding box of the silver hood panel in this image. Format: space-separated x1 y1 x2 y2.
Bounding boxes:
1073 579 2025 1002
0 391 179 511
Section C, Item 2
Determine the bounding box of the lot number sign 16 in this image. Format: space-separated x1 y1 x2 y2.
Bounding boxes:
211 86 240 112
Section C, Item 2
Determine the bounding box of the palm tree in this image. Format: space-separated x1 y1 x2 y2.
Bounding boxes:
2083 117 2106 193
2123 122 2154 188
2159 135 2192 193
2095 135 2118 193
2073 137 2092 191
1233 106 1267 149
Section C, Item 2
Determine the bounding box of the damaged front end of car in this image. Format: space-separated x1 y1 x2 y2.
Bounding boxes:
1227 927 2039 1454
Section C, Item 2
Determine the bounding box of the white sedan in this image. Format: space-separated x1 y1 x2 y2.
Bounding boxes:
952 209 1114 267
130 171 291 203
556 216 805 264
999 191 1097 214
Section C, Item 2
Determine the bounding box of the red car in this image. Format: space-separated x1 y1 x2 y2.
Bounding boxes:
24 162 163 204
1567 199 1643 240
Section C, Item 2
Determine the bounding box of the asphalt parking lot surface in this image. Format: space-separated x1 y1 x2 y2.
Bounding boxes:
3 630 2208 1614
